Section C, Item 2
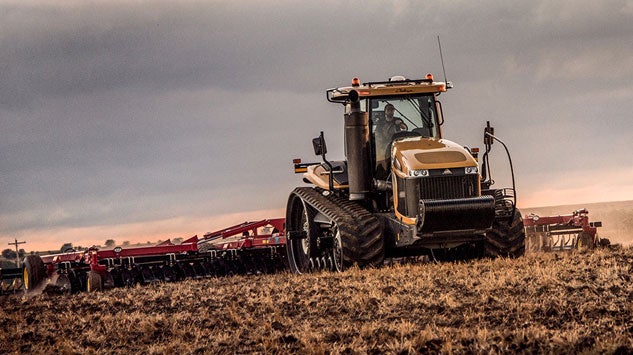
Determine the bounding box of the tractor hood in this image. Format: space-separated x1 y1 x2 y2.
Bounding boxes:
391 137 477 177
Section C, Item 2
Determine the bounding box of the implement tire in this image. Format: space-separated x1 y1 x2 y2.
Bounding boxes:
485 209 525 258
576 232 595 250
23 255 46 293
86 271 102 292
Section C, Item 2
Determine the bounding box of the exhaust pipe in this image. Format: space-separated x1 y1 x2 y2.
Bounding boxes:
345 90 371 200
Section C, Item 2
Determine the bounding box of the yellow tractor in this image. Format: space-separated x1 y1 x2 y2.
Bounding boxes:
286 74 525 273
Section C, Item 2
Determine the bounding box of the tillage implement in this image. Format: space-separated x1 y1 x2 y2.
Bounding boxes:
7 219 286 294
523 209 609 252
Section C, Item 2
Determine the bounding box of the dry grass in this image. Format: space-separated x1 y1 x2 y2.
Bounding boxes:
1 247 632 354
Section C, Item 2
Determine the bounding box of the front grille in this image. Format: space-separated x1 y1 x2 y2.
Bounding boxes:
419 175 478 199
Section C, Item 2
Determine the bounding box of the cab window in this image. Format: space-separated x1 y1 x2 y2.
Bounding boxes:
370 95 439 172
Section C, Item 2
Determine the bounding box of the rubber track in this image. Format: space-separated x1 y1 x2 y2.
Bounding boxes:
290 187 384 268
484 209 526 257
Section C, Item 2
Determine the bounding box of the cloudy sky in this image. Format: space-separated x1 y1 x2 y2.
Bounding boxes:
2 1 632 250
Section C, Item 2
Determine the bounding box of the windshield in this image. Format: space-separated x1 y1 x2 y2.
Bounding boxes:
369 95 439 178
369 95 439 138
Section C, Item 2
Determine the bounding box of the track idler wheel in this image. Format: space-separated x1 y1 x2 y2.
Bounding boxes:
306 257 334 272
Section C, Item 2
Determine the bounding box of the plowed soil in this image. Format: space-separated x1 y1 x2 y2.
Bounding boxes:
1 247 632 354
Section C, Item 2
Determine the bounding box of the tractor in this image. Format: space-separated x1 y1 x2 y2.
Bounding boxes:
286 74 525 273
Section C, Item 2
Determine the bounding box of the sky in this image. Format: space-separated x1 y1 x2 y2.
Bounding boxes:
1 0 632 251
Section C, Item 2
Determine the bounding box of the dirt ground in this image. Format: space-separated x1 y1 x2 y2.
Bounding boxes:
1 247 632 354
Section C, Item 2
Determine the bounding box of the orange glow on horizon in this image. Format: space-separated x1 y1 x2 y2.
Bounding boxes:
519 167 633 208
2 208 285 252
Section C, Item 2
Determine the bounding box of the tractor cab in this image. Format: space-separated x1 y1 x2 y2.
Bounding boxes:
327 75 449 186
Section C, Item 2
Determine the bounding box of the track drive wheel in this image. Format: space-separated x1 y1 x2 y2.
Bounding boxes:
484 209 526 258
86 271 102 292
23 255 46 293
287 195 319 274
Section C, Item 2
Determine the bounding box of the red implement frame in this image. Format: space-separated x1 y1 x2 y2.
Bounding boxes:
13 218 287 294
199 218 286 250
523 209 604 252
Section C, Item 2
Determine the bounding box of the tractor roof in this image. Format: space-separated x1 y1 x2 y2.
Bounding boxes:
327 75 449 103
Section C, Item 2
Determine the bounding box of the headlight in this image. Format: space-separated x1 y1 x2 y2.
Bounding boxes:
465 166 479 174
409 169 429 177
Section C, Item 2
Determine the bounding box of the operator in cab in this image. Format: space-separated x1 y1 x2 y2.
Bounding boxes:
374 103 408 178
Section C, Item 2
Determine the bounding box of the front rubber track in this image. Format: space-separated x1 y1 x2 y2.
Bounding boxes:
484 209 526 258
288 187 384 268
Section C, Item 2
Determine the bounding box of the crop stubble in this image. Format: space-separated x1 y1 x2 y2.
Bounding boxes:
1 247 632 354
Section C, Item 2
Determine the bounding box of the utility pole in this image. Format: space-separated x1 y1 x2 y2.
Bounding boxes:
8 239 26 268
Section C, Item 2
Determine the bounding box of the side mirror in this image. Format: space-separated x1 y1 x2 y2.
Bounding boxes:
484 121 494 146
436 101 444 126
312 132 327 156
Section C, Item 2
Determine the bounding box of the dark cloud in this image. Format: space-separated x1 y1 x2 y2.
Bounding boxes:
1 1 632 241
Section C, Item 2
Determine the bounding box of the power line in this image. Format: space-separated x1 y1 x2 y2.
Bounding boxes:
8 239 26 268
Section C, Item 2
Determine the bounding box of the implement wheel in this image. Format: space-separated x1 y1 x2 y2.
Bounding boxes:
86 271 102 292
485 209 526 258
576 232 595 250
23 255 46 293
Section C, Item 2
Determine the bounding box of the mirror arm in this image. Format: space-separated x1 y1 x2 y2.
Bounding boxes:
316 131 334 191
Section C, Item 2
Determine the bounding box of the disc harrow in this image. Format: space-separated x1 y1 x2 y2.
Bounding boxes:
523 209 609 253
2 218 286 294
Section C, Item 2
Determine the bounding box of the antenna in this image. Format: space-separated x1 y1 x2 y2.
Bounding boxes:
437 35 452 89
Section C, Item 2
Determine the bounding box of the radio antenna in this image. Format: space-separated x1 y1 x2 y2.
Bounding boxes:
437 35 451 88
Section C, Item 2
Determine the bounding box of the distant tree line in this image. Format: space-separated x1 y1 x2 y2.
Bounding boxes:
1 248 25 260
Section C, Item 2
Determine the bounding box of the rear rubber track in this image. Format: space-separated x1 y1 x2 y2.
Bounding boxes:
290 187 384 268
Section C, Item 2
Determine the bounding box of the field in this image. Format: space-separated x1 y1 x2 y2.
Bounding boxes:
1 247 632 354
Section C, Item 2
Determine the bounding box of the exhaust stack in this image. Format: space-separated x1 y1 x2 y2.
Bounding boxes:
345 90 371 200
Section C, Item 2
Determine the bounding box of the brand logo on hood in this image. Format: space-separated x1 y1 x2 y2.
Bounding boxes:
442 169 452 175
